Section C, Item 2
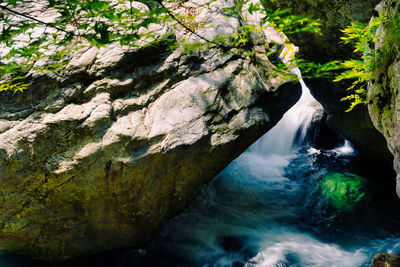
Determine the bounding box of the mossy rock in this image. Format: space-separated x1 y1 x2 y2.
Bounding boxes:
320 172 369 211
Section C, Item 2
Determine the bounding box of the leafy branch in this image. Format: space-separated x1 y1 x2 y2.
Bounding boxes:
333 13 388 112
0 0 324 93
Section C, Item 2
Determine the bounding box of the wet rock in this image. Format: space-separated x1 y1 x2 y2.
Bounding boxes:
305 79 393 164
371 253 400 267
294 102 343 150
265 0 393 167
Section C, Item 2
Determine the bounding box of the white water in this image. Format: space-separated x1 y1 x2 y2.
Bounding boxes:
333 140 355 155
117 76 400 267
250 79 317 156
236 81 368 267
246 234 366 267
241 78 318 188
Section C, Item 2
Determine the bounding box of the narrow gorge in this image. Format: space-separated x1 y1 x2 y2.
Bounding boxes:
0 0 399 266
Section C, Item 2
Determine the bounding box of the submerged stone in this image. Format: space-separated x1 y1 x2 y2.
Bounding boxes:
218 235 247 253
320 172 368 211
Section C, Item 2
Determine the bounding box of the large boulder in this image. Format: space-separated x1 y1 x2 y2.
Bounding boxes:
0 0 301 261
368 0 400 196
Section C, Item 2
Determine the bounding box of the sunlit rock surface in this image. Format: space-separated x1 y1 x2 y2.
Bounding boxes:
0 0 301 261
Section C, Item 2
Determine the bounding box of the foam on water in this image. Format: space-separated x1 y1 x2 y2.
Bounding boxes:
245 233 367 267
236 152 291 183
307 147 321 155
119 76 400 267
207 79 370 266
142 79 373 266
333 140 355 155
250 79 316 156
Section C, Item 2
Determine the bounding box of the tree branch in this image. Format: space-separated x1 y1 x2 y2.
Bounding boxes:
155 0 226 49
0 4 73 35
66 0 81 36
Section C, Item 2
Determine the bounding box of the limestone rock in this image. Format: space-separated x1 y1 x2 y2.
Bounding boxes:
0 0 301 261
368 0 400 197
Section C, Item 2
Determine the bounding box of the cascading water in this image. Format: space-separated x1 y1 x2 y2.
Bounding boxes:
234 81 368 267
11 80 400 267
251 80 317 157
333 140 355 155
251 64 317 153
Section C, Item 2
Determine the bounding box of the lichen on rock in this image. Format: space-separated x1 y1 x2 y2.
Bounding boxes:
367 0 400 197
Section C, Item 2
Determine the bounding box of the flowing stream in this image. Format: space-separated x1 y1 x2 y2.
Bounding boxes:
3 82 400 267
124 81 400 267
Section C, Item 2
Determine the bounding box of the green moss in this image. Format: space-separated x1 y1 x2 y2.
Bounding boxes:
320 172 368 211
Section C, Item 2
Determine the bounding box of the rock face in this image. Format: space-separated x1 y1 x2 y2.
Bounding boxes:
368 0 400 196
297 102 344 150
264 0 380 63
0 0 301 261
305 79 393 164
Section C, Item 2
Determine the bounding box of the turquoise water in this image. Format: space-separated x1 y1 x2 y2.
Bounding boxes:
125 143 399 267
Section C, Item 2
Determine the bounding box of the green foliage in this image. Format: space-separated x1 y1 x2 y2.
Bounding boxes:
0 0 174 92
332 15 386 111
0 0 324 93
5 0 400 116
278 58 345 79
222 2 322 35
263 8 322 36
331 13 400 112
374 15 400 71
177 0 322 60
214 1 323 79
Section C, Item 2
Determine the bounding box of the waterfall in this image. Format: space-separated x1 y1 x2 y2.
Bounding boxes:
251 79 317 156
